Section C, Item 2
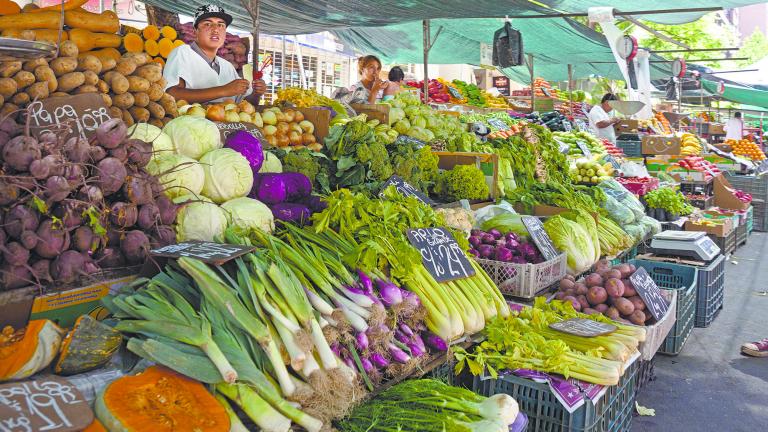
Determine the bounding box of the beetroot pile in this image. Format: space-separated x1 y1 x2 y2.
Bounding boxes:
0 117 177 290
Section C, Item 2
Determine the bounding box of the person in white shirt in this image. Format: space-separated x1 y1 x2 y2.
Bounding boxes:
588 93 621 143
163 4 266 104
725 112 745 141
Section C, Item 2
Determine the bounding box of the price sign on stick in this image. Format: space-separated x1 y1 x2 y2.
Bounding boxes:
487 118 510 131
576 140 592 157
605 154 621 169
406 228 475 282
151 241 256 265
629 267 670 320
380 175 435 206
522 216 559 261
550 318 617 337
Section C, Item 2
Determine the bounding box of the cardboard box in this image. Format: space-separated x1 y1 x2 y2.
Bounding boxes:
351 103 390 124
672 171 708 182
642 135 681 155
297 107 331 142
714 174 751 211
0 286 38 329
684 218 734 237
433 151 499 200
708 123 725 135
614 119 639 134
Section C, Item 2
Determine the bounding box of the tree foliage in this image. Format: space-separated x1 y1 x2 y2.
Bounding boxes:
737 28 768 67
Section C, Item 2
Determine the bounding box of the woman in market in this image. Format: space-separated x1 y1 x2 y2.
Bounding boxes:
162 4 267 104
384 66 406 99
349 55 390 104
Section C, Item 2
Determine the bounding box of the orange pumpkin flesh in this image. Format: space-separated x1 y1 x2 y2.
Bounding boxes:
0 319 63 381
83 419 107 432
98 366 230 432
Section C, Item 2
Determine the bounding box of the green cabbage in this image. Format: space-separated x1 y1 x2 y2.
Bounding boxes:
388 107 405 125
221 197 274 234
127 123 174 161
394 119 411 134
173 195 228 242
259 151 283 173
543 213 598 275
146 154 204 199
199 148 254 204
162 116 222 160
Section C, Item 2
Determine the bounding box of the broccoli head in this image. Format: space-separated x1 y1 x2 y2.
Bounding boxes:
434 164 489 202
368 141 393 181
282 148 322 181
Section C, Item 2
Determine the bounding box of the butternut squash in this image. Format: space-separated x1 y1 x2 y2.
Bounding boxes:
54 315 122 376
94 366 230 432
64 9 119 34
2 28 68 43
68 29 121 53
152 57 165 67
0 11 60 30
0 0 20 16
30 0 89 13
0 320 64 382
142 25 160 41
123 32 143 53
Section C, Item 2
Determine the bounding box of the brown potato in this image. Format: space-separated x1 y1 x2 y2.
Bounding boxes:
50 92 69 98
134 63 162 82
0 78 17 99
158 92 177 116
147 101 165 119
96 79 109 93
156 77 166 88
11 92 29 106
127 75 150 93
76 55 102 74
146 83 163 101
148 118 164 128
108 73 129 94
129 106 150 123
114 58 136 76
0 61 22 78
132 92 149 108
73 84 98 94
33 66 57 92
108 106 122 119
12 70 34 89
57 72 85 92
83 70 98 86
112 92 134 109
50 57 78 76
121 108 134 126
22 58 46 73
122 52 151 66
100 93 112 107
58 40 79 58
99 56 116 72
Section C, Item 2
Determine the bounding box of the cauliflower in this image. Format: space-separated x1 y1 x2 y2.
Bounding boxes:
434 164 489 202
436 207 475 235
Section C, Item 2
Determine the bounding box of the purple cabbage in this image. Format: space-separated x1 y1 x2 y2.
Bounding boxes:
225 130 264 173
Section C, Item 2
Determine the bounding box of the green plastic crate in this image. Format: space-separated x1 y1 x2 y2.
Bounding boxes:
694 254 725 328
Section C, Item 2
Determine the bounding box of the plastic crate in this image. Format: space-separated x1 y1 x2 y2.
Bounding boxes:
477 253 567 299
609 245 638 266
679 179 714 196
746 205 754 235
694 254 726 328
617 139 642 157
752 199 767 232
706 230 736 255
473 358 638 432
736 223 748 248
636 359 655 392
685 195 713 210
724 172 768 202
629 260 697 356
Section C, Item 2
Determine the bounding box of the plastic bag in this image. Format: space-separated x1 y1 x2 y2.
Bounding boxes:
602 194 635 225
598 179 646 221
622 161 650 178
622 223 646 242
639 215 663 236
473 200 518 227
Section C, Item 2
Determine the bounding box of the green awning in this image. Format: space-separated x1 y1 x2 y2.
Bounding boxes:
702 79 768 110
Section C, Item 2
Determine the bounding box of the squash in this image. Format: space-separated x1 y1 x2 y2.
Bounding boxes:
64 9 119 33
54 315 122 376
123 32 144 53
172 39 185 49
0 0 21 16
81 47 121 64
82 419 107 432
157 37 174 59
144 39 159 57
0 11 60 30
142 25 160 41
69 29 121 52
94 366 230 432
0 319 64 382
30 0 89 13
160 25 177 40
152 57 165 67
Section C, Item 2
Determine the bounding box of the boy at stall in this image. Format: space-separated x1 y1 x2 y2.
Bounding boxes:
163 4 266 104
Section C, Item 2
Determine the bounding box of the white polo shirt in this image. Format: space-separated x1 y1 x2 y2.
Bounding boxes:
588 104 616 143
163 42 251 104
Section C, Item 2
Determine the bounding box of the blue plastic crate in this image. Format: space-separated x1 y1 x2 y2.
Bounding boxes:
636 358 655 392
694 254 725 328
628 260 698 355
473 359 638 432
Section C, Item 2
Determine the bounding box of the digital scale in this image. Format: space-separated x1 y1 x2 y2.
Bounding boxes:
649 231 721 261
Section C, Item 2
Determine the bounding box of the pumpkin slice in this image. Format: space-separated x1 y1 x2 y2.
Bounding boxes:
55 315 122 376
95 365 230 432
0 319 64 382
83 419 107 432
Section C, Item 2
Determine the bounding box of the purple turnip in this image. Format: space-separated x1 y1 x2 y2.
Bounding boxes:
51 250 87 284
109 145 128 163
30 259 52 283
63 137 90 163
0 178 19 206
126 139 152 167
34 219 70 258
468 248 479 257
95 157 127 196
481 233 496 245
1 263 32 289
2 136 40 171
88 145 107 163
96 247 125 268
120 230 149 264
137 203 160 230
1 242 29 266
19 230 37 250
52 200 86 229
4 205 39 239
151 225 175 247
488 228 502 239
123 173 154 205
77 185 104 203
109 202 138 228
156 195 177 225
95 118 127 149
477 244 494 259
494 247 514 263
468 236 482 248
44 176 71 203
73 226 99 253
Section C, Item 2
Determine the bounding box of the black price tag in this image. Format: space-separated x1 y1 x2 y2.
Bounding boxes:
380 175 435 206
576 140 592 157
605 154 621 169
447 86 463 99
487 118 510 131
395 134 426 148
0 377 93 432
575 119 589 132
522 216 559 261
150 241 256 265
629 267 670 321
549 318 617 337
406 227 475 282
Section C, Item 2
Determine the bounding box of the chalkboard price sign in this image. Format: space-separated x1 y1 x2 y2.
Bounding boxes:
406 227 475 282
380 175 435 206
549 318 617 337
150 241 256 265
0 377 93 432
576 140 592 157
629 267 670 321
604 154 621 169
522 216 559 261
395 134 426 148
447 86 463 100
487 118 510 131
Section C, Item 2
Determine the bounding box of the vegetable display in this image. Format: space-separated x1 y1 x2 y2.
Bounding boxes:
644 187 694 217
468 228 543 264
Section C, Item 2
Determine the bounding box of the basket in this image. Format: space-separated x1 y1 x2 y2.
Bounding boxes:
473 358 638 432
736 223 748 248
746 205 754 235
706 230 736 256
477 253 567 299
629 260 698 356
724 172 768 202
637 290 678 361
636 358 655 392
617 177 659 196
609 245 638 266
694 254 726 328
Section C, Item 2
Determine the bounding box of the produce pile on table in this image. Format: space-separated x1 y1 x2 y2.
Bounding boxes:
0 117 176 289
727 138 766 161
680 133 703 156
676 156 721 180
0 6 120 48
554 131 608 157
569 158 615 184
468 224 544 264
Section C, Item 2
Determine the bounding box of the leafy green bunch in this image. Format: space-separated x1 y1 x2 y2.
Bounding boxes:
434 164 489 202
644 187 694 215
322 119 394 192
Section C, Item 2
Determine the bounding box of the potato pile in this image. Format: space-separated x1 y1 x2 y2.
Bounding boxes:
0 40 178 128
554 260 656 326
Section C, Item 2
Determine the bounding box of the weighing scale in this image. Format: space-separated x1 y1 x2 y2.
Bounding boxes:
650 231 721 261
608 100 646 142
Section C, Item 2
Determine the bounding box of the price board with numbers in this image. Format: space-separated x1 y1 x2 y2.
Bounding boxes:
629 267 670 320
150 241 255 265
380 175 434 206
406 228 475 282
487 118 510 131
550 318 617 337
522 216 560 260
0 377 93 432
395 134 426 148
576 140 592 157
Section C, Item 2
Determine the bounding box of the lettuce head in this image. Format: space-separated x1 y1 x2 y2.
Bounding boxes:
146 154 204 199
200 148 254 204
174 195 228 242
163 116 222 160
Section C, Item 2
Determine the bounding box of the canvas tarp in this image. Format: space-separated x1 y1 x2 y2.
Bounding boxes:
702 79 768 109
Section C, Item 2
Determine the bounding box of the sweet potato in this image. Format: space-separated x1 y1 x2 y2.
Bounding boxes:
0 77 17 99
127 75 150 93
0 61 21 78
82 70 98 86
50 57 78 76
112 92 134 109
57 72 85 92
33 65 57 92
64 9 120 34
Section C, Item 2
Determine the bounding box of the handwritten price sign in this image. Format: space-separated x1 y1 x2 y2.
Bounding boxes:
150 241 256 265
0 377 93 432
26 94 110 142
406 227 475 282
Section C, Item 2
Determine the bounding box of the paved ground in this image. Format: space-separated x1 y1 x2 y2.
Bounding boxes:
632 232 768 432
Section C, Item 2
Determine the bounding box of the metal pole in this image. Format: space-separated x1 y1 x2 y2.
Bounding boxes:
281 35 287 89
423 20 430 104
501 6 721 19
528 54 535 112
568 64 573 117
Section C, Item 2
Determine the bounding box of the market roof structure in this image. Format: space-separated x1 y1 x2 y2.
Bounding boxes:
142 0 767 35
702 79 768 109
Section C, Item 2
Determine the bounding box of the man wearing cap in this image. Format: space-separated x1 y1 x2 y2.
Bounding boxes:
163 4 266 104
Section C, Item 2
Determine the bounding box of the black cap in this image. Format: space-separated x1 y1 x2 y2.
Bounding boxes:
194 4 233 28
